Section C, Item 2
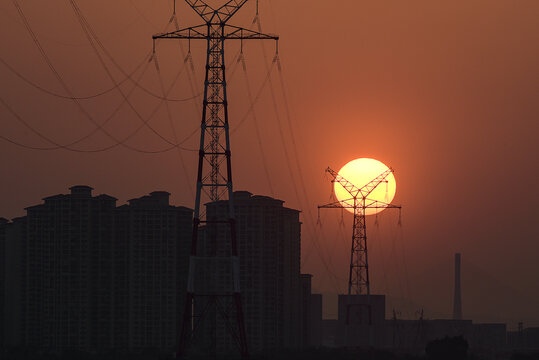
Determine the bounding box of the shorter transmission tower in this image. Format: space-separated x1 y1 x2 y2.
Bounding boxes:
318 166 401 342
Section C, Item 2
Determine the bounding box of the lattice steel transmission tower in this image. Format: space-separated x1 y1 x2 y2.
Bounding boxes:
153 1 278 357
318 167 401 295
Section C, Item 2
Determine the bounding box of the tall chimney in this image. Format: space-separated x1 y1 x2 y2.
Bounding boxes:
453 253 462 320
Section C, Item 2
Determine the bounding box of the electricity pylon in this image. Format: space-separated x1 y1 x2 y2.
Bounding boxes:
319 166 401 295
319 166 400 346
153 1 278 357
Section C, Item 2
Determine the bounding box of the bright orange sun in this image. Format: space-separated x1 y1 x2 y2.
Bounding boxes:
334 158 397 216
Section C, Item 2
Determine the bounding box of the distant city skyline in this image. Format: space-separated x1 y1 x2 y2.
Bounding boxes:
1 184 536 330
2 185 537 358
1 186 322 355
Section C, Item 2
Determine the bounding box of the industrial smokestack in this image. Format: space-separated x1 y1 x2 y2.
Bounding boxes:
453 253 462 320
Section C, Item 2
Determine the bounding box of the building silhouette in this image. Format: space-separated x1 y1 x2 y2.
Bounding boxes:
384 318 507 356
0 186 524 358
5 186 117 351
309 293 323 347
3 216 25 350
2 187 318 355
196 191 304 354
337 294 386 348
1 187 192 354
300 274 323 348
26 186 116 351
300 274 313 348
114 191 192 352
508 325 539 351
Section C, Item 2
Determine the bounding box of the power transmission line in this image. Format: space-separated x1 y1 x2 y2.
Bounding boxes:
67 1 203 103
3 1 251 154
1 56 146 100
254 15 342 292
5 0 204 154
68 0 188 148
0 94 199 153
11 0 169 151
237 52 274 196
153 50 195 197
1 55 202 102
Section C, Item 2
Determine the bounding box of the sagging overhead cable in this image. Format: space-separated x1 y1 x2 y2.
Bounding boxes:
69 0 199 102
237 53 274 196
153 50 195 196
11 0 140 151
0 94 199 153
230 54 276 134
12 0 192 152
254 15 341 289
1 55 145 100
4 3 199 154
69 1 182 147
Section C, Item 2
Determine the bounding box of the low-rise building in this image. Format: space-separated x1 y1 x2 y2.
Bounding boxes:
336 294 386 348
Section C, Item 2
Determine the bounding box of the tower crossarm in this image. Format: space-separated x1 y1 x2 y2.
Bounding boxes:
318 199 355 209
223 25 278 40
364 198 402 210
318 198 402 210
153 24 278 41
325 166 393 200
153 24 207 40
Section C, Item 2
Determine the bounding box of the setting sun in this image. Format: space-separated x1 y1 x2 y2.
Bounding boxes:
334 158 397 216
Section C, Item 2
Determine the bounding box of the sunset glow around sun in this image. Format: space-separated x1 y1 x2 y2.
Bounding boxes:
335 158 397 215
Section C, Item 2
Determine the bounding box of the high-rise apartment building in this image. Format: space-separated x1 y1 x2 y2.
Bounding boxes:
114 191 192 352
15 186 117 351
197 191 302 354
2 187 314 355
2 187 193 354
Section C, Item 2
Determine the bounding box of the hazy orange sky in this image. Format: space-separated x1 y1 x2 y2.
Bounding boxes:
1 0 538 328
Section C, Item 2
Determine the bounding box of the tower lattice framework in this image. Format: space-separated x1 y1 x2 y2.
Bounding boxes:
319 167 401 295
153 1 278 357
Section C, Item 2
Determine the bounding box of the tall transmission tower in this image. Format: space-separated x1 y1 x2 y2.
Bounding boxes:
318 166 401 334
153 1 278 357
